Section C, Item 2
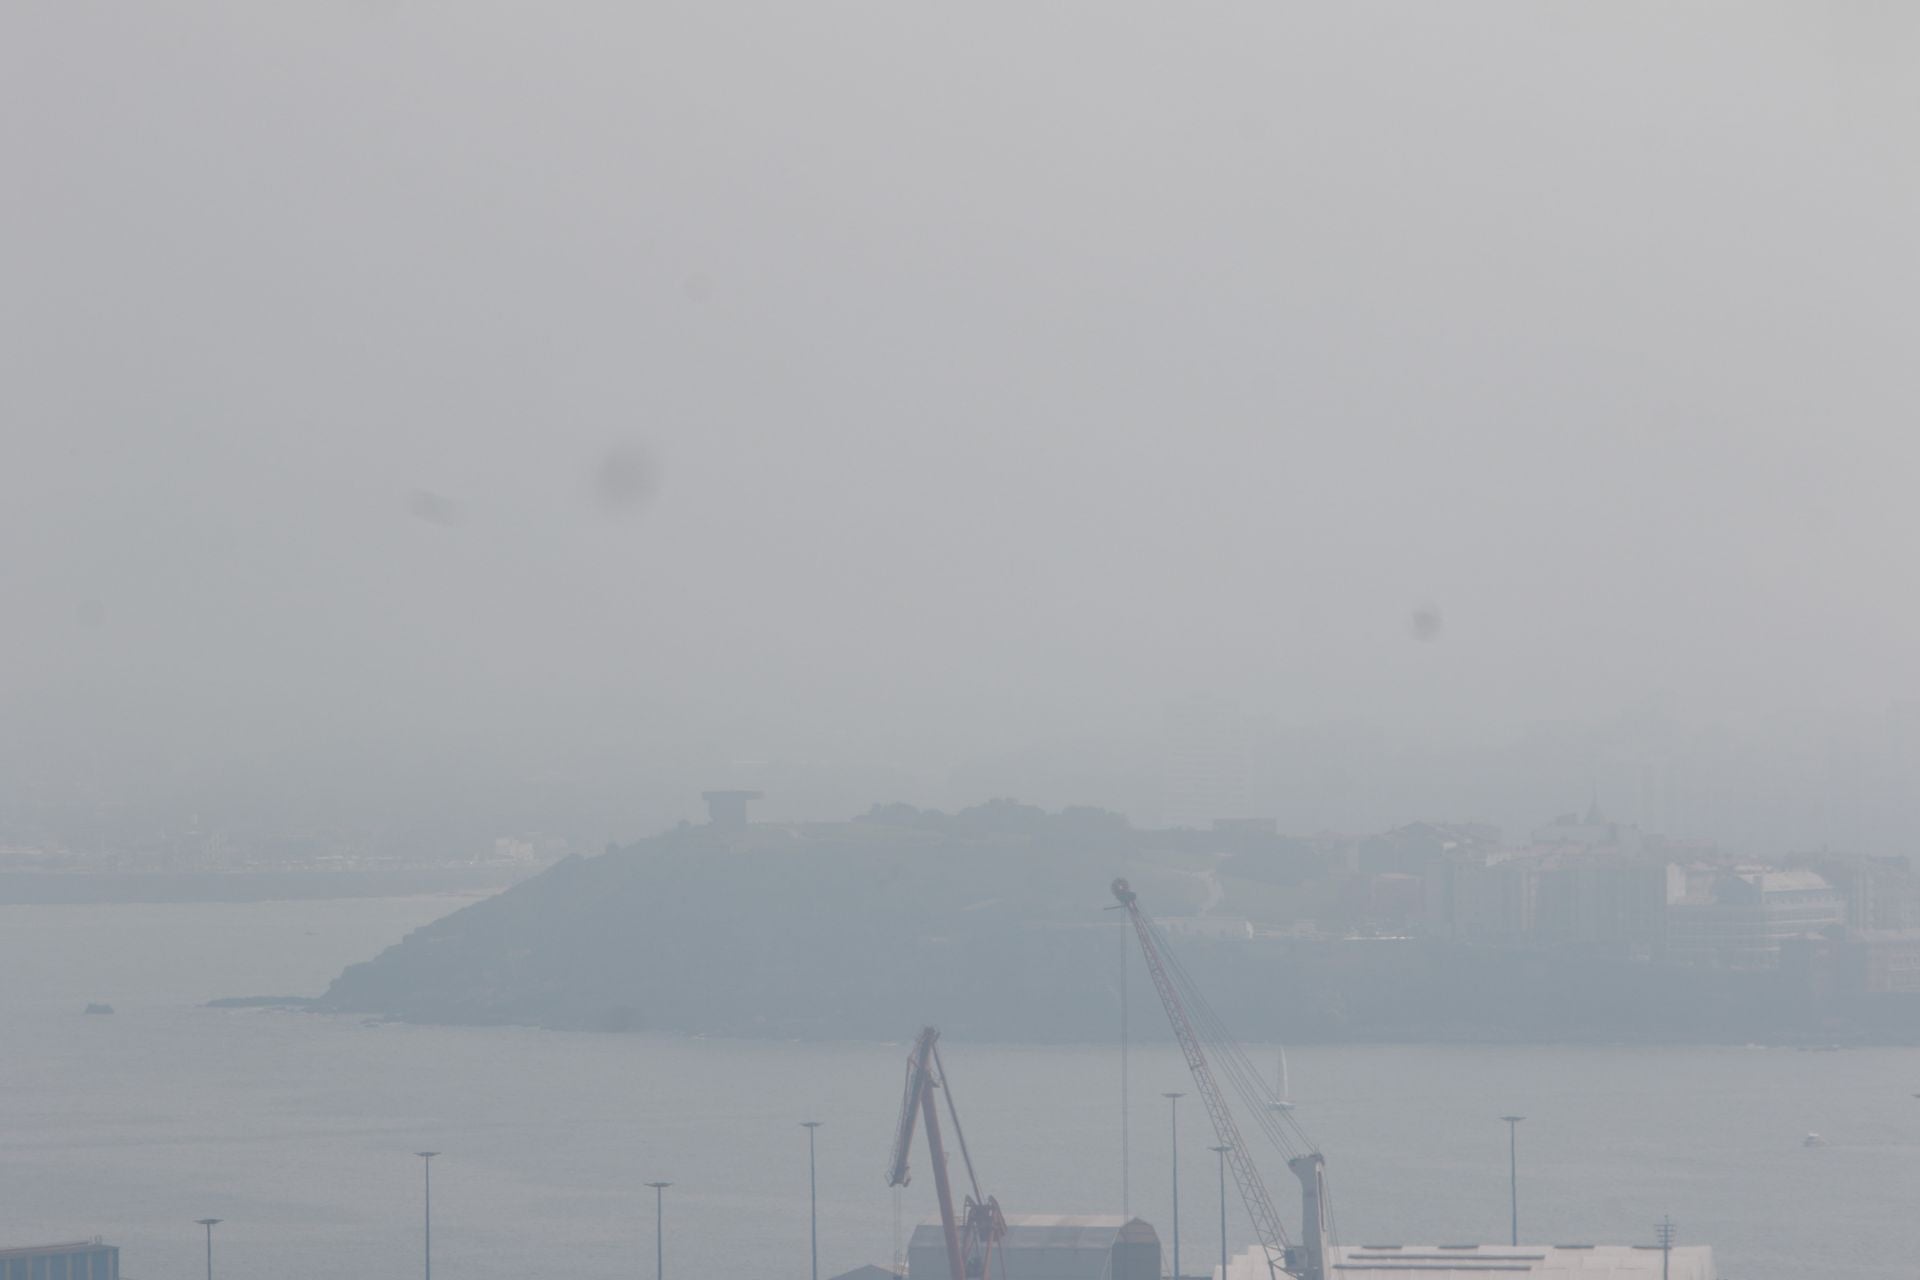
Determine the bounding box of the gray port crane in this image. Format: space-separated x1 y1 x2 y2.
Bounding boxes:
1112 877 1330 1280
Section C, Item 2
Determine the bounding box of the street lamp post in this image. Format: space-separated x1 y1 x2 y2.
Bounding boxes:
802 1122 823 1280
1210 1145 1231 1280
1500 1117 1525 1247
416 1152 439 1280
1164 1092 1185 1280
647 1181 673 1280
195 1219 221 1280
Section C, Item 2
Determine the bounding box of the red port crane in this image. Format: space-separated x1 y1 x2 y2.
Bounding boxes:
1111 877 1329 1280
886 1026 1008 1280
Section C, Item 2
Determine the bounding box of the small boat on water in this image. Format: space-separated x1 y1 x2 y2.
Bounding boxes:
1802 1132 1826 1147
82 1003 114 1016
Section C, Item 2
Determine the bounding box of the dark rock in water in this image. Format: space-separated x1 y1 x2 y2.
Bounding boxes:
83 1003 114 1015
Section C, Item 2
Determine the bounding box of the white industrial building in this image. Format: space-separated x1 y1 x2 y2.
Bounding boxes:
1219 1242 1715 1280
908 1215 1160 1280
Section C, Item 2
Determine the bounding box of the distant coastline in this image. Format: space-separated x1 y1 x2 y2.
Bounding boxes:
0 867 532 906
312 803 1920 1048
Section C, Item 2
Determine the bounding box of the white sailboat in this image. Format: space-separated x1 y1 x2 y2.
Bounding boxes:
1267 1047 1296 1112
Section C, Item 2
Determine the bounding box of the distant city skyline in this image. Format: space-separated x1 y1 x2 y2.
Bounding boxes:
7 697 1920 866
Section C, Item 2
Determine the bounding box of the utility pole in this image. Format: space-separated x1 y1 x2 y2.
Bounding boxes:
194 1219 221 1280
1164 1092 1185 1279
647 1181 672 1280
802 1122 822 1280
416 1152 439 1280
1656 1216 1675 1280
1499 1116 1524 1246
1121 915 1130 1219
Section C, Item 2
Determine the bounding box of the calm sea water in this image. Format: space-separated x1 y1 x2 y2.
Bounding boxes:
2 897 1916 1280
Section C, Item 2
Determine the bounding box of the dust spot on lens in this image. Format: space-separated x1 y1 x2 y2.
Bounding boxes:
594 446 656 512
407 490 463 527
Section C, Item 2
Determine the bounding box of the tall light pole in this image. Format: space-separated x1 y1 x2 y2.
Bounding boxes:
416 1152 439 1280
802 1122 822 1280
647 1180 672 1280
1500 1117 1524 1246
1164 1092 1185 1280
195 1219 221 1280
1107 897 1133 1221
1210 1146 1231 1280
1121 916 1131 1220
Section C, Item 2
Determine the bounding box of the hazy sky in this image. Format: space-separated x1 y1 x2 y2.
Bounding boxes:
4 3 1917 837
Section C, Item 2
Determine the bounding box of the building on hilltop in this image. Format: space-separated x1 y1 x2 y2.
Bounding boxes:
1358 821 1503 878
1666 867 1846 970
1532 855 1668 956
1529 795 1647 855
1791 851 1918 933
1438 853 1539 944
0 1242 120 1280
1433 846 1667 956
1329 871 1426 936
701 790 762 828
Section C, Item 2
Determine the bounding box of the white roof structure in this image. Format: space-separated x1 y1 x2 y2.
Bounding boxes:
1745 869 1831 895
1221 1243 1714 1280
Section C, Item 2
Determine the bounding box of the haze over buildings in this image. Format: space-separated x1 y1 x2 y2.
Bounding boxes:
5 4 1919 860
4 9 1917 1280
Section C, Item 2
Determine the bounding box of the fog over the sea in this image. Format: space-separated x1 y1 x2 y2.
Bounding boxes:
4 3 1917 849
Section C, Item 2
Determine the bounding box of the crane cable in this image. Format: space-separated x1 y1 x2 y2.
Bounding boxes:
1148 913 1313 1152
1153 914 1341 1256
931 1041 987 1205
1153 919 1337 1262
1140 911 1342 1261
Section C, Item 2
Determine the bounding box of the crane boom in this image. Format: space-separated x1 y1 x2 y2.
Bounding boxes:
885 1026 1006 1280
1112 878 1296 1280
